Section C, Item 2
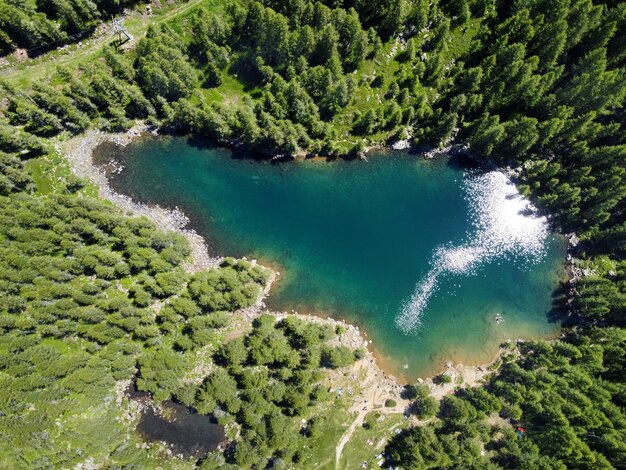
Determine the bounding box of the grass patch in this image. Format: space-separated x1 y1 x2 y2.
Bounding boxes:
198 72 249 106
444 18 482 62
296 399 353 469
26 146 98 197
339 412 405 470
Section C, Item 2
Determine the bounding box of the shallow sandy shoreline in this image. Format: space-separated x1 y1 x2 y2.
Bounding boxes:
60 124 507 394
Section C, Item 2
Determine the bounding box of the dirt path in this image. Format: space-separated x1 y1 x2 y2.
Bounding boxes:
1 0 205 84
334 351 505 468
335 409 369 468
334 358 409 468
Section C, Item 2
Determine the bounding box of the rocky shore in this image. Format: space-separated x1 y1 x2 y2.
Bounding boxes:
60 124 219 273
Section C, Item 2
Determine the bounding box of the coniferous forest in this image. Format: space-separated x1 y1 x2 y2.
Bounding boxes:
0 0 625 468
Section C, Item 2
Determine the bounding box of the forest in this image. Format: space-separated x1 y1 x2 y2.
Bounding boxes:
0 0 625 468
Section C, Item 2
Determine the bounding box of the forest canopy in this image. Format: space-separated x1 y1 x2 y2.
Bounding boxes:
0 0 625 468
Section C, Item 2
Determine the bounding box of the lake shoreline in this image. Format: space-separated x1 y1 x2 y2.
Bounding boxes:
60 124 220 274
61 125 537 394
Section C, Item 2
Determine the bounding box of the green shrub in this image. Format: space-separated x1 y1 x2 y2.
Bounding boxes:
440 373 452 384
321 345 356 368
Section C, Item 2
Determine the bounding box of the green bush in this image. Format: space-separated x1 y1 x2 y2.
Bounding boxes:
439 373 452 384
320 345 356 369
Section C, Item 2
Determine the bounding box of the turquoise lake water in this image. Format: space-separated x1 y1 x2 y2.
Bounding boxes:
96 136 566 379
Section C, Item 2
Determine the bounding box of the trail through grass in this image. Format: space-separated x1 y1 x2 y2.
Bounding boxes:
0 0 211 87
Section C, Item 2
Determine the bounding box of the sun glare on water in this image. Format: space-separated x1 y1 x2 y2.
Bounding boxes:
395 171 550 334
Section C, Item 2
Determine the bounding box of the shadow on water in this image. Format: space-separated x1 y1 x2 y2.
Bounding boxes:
446 152 483 171
127 381 226 460
186 135 289 163
186 135 371 163
547 283 580 328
